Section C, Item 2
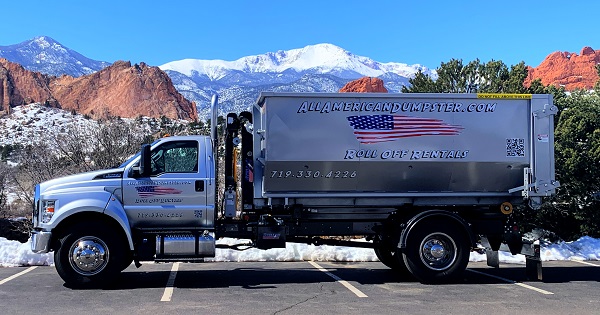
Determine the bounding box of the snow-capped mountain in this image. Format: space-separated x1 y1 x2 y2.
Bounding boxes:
0 36 110 77
161 43 429 80
0 37 435 120
160 43 435 118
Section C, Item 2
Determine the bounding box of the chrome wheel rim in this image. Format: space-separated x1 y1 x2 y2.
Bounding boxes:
69 237 109 276
419 232 457 271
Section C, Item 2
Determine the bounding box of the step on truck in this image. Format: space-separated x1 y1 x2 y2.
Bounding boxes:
30 92 559 286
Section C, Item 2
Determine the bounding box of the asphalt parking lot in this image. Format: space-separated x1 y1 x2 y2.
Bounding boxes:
1 260 599 315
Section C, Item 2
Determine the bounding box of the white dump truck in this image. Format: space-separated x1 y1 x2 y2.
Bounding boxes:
30 92 559 286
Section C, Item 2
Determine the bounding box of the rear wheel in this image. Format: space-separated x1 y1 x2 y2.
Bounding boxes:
374 236 408 273
54 223 125 287
402 221 470 283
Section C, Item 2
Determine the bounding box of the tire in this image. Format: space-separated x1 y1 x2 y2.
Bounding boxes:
120 252 134 271
374 236 409 274
402 221 470 283
54 223 125 287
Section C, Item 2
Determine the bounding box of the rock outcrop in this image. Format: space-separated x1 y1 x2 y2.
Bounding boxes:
0 59 56 110
524 47 600 90
339 77 388 93
0 58 198 120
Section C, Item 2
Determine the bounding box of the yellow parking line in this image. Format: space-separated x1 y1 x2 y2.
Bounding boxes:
160 262 180 302
467 269 553 295
0 267 37 285
308 261 367 298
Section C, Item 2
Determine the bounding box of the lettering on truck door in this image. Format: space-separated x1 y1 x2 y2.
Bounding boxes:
122 140 210 228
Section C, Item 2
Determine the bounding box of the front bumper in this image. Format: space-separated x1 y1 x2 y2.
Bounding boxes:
31 230 52 253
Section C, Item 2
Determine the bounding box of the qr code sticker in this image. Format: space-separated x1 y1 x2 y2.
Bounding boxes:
506 138 525 157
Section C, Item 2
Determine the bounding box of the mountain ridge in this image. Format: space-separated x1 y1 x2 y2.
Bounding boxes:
0 37 433 119
2 36 600 121
157 43 435 118
160 43 434 80
0 36 110 77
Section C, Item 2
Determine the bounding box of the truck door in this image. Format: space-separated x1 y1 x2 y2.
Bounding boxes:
122 139 211 229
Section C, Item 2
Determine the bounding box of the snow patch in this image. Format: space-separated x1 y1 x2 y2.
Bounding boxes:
2 236 598 267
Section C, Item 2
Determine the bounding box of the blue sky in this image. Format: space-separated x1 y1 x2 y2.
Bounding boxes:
2 1 598 69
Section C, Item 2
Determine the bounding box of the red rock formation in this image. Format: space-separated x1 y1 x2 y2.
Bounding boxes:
339 77 388 93
524 47 600 90
0 58 57 110
0 58 197 120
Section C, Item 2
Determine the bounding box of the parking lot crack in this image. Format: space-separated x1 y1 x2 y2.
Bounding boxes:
272 294 320 315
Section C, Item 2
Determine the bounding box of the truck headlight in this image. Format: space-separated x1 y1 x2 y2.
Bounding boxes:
41 200 56 223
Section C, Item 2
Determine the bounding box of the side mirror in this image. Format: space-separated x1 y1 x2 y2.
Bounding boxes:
133 144 151 177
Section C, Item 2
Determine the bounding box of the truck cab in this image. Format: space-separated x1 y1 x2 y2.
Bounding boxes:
31 136 217 285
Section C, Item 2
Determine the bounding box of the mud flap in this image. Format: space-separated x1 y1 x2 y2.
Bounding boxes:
481 237 543 281
525 242 542 281
485 249 500 268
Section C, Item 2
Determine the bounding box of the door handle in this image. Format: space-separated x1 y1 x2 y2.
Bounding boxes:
195 180 205 192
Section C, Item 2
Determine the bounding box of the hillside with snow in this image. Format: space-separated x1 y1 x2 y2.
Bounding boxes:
0 104 99 146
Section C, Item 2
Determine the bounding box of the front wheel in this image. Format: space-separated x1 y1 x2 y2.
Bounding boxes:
402 221 470 283
54 223 125 287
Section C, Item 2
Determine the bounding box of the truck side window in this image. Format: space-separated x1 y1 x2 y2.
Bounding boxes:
150 140 198 176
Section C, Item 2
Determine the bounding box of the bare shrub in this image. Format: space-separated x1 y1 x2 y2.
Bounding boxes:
88 118 153 169
9 117 154 208
0 163 11 218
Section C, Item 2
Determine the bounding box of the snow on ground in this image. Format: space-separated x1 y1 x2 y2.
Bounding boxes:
1 236 599 267
0 103 164 146
0 103 98 146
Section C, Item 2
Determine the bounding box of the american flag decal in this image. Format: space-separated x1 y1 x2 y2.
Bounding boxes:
135 186 183 198
347 115 463 144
